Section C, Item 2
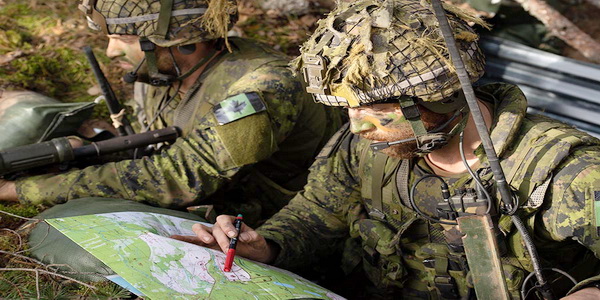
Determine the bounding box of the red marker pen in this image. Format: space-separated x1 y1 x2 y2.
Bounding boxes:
223 214 243 272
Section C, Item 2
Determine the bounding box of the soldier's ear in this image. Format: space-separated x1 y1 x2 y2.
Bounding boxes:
177 44 196 55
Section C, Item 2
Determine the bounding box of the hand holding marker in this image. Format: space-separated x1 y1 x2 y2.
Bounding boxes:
223 214 243 272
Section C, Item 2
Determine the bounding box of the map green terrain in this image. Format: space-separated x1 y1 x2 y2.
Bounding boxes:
47 212 344 300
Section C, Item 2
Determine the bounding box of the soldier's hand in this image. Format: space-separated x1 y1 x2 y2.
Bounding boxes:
67 137 84 148
172 215 279 264
0 179 18 202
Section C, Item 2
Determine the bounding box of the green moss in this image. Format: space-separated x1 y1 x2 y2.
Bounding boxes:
0 3 32 16
16 16 55 32
0 203 40 219
0 235 17 252
0 20 34 54
0 48 95 103
0 203 40 230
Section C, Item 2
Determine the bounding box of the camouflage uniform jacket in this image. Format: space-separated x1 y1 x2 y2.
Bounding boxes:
16 38 342 225
258 83 600 298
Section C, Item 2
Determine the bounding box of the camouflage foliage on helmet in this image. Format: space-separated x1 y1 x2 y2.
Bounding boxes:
80 0 238 47
294 0 487 107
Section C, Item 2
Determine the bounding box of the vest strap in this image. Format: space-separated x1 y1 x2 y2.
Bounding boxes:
316 123 351 159
395 159 411 208
157 0 174 38
370 153 389 220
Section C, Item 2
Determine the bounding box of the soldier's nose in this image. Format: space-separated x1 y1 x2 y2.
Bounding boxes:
106 39 122 58
347 108 362 119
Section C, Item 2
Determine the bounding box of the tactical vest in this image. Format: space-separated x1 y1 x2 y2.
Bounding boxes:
340 114 600 299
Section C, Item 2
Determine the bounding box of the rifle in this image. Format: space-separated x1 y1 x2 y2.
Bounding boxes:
0 126 179 177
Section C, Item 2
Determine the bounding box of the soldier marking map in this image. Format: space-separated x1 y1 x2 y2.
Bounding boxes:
46 212 344 300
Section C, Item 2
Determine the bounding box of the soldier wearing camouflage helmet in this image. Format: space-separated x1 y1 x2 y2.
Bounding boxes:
181 0 600 299
0 0 342 227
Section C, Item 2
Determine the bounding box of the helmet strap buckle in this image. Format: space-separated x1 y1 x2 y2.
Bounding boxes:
416 134 449 154
302 53 328 95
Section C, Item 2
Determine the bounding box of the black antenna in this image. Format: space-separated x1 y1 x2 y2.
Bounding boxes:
428 0 556 299
83 46 136 137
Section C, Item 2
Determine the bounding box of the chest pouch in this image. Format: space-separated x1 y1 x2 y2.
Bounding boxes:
413 243 471 299
353 218 407 287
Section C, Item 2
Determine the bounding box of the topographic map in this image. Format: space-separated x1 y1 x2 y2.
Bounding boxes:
47 212 345 300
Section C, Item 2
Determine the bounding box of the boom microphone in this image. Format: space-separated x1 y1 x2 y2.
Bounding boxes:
123 57 146 83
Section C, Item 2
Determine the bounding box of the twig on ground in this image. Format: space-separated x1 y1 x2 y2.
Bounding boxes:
34 269 40 299
16 220 49 254
0 250 46 267
1 228 23 250
0 209 39 222
46 263 104 276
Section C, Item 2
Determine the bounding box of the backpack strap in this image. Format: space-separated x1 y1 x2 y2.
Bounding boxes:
504 116 599 205
497 115 600 234
395 159 411 208
370 153 389 220
316 123 351 159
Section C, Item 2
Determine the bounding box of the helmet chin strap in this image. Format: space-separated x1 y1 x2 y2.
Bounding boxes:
139 38 175 86
136 38 218 86
369 104 469 153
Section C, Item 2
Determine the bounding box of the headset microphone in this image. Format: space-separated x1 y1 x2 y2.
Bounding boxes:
370 137 416 151
122 57 146 83
369 108 466 152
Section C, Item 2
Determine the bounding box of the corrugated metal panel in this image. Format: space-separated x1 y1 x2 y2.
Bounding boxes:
481 36 600 137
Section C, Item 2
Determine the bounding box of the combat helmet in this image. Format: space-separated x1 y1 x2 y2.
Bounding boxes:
295 0 486 153
78 0 238 86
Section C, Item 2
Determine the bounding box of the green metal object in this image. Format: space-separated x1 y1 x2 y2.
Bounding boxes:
0 90 95 150
457 214 510 300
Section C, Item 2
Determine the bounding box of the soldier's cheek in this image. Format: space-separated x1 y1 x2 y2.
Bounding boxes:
349 118 376 134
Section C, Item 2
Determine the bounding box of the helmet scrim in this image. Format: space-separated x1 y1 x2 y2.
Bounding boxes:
79 0 238 47
295 0 486 109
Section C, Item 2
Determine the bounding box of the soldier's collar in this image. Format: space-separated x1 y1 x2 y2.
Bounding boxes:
473 83 528 162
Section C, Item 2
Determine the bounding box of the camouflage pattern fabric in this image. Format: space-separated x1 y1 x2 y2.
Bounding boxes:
83 0 237 47
257 83 600 298
16 38 342 227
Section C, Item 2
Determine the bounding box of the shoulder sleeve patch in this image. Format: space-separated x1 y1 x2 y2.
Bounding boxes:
212 92 267 125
